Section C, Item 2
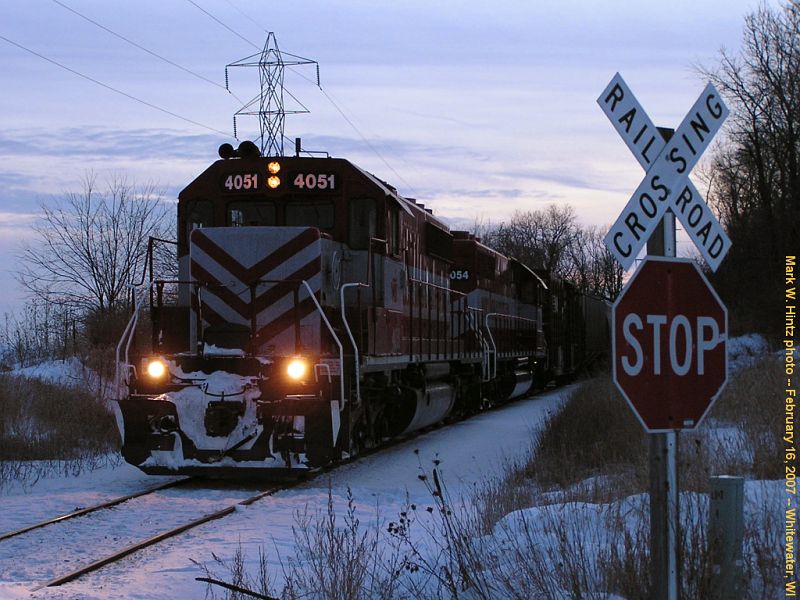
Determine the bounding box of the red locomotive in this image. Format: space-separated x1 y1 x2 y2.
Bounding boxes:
114 142 608 475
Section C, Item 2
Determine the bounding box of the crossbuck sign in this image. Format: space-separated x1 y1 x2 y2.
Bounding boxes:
598 74 731 271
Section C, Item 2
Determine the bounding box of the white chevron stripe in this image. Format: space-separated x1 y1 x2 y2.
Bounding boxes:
253 272 322 329
191 237 321 291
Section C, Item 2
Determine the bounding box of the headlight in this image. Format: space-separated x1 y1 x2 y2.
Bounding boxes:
146 358 167 379
267 175 281 189
286 358 308 380
267 161 281 174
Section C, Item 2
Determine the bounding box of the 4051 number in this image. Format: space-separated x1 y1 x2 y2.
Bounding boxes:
222 173 258 191
292 173 336 190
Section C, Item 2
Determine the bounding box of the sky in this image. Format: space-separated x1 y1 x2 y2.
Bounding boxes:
0 0 781 316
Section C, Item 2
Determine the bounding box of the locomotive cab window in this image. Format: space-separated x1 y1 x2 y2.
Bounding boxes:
285 200 335 230
185 199 212 240
388 204 400 255
348 198 376 250
227 201 276 227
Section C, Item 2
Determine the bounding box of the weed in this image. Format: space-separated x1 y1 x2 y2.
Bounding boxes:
0 374 119 488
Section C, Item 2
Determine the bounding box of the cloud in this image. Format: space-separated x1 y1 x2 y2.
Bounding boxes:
0 126 221 161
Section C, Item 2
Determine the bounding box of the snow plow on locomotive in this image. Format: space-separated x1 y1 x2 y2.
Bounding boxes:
114 143 608 476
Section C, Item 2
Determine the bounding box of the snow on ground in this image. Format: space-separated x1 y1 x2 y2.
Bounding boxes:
727 333 770 371
0 334 780 598
0 462 180 529
0 386 572 599
10 358 90 388
484 479 781 598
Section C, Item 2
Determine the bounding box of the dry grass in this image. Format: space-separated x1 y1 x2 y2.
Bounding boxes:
0 374 119 488
204 357 782 599
518 375 648 503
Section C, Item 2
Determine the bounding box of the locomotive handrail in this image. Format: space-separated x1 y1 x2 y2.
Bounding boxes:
300 279 345 410
465 308 491 382
133 236 177 288
406 276 468 297
339 237 385 405
114 280 153 401
484 313 538 380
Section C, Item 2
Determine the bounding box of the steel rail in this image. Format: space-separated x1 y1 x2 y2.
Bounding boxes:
38 483 291 589
0 477 190 543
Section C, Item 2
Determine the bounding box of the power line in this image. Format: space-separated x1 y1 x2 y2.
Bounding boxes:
0 33 230 137
186 0 260 51
51 0 242 102
221 0 267 33
289 66 419 196
317 83 419 197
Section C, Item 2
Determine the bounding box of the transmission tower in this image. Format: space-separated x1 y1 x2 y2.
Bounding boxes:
226 32 318 156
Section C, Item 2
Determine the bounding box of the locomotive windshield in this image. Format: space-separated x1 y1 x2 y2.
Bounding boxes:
185 199 212 241
285 199 335 230
227 200 276 226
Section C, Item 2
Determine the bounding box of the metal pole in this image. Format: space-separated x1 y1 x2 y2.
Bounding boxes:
648 126 679 600
709 476 744 599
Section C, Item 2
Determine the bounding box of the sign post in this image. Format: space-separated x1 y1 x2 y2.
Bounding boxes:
598 74 730 600
647 173 679 600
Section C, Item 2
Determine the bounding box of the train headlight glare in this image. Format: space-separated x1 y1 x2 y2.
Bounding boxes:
267 175 281 189
267 161 281 174
286 358 307 380
146 358 167 379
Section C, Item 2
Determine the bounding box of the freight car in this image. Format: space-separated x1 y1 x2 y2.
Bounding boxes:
114 142 608 476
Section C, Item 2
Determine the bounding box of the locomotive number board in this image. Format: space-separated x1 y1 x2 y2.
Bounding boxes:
221 172 260 192
290 173 337 191
218 171 338 193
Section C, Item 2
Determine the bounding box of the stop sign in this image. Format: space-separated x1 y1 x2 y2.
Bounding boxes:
613 257 728 432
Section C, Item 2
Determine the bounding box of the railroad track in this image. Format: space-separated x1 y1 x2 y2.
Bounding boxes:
0 475 304 591
0 477 190 543
36 482 294 589
5 439 401 590
2 388 560 592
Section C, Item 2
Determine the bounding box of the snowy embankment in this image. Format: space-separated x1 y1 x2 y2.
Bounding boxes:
0 333 781 599
11 358 88 388
9 357 115 402
0 384 572 599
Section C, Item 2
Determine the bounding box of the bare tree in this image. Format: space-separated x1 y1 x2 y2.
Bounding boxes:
483 205 624 299
16 173 170 314
698 0 800 333
567 225 624 301
485 204 578 276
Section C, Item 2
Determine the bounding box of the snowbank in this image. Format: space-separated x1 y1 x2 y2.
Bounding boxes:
727 333 770 370
10 357 90 388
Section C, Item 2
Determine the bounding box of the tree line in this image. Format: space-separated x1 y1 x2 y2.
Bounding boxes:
699 0 799 335
479 205 624 302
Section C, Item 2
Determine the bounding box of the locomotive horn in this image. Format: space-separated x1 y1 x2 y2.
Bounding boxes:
218 143 235 159
237 140 261 159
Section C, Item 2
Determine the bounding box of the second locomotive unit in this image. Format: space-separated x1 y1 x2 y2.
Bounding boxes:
114 141 607 476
